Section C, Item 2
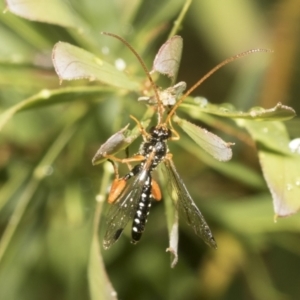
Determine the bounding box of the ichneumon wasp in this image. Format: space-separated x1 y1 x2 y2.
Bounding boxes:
93 32 271 251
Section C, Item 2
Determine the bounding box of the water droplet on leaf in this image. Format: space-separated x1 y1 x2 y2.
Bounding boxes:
289 138 300 154
115 58 126 71
40 89 51 98
249 106 265 117
194 97 208 108
219 103 234 112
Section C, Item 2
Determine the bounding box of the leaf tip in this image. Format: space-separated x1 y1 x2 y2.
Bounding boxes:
166 247 178 268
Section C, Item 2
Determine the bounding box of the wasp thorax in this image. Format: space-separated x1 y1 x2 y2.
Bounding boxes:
149 126 172 141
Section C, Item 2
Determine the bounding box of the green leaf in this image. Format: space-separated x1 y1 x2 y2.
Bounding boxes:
174 115 233 161
0 111 84 263
6 0 82 28
92 119 151 165
88 236 117 300
52 42 140 91
159 170 179 268
259 150 300 217
178 135 266 189
181 101 296 121
209 195 300 235
0 86 112 132
92 124 131 165
238 120 292 155
88 162 117 300
242 120 300 217
152 35 183 79
165 210 179 268
0 26 34 63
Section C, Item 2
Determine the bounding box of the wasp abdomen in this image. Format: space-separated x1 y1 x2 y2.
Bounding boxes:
131 175 152 244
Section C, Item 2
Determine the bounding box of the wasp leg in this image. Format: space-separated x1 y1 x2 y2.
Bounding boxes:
104 153 145 164
106 156 146 204
151 179 162 201
167 119 180 141
165 153 173 160
125 146 130 159
107 159 125 204
130 115 150 140
107 159 119 178
108 178 127 203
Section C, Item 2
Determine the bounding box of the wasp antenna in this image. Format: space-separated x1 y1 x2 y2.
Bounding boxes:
165 48 273 123
101 32 164 123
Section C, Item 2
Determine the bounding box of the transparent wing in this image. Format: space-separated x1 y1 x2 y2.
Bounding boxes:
173 116 233 162
161 158 217 249
103 169 148 249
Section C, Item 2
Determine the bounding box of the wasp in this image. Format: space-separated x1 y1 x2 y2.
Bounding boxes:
94 32 270 250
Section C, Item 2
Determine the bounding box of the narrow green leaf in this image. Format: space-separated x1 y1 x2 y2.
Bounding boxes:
6 0 82 28
0 26 34 63
258 150 300 217
178 135 265 189
209 195 300 234
242 120 300 217
168 0 192 38
0 86 112 132
238 120 291 155
92 119 150 165
89 237 117 300
0 166 28 211
88 162 117 300
92 124 130 165
52 42 140 91
0 110 85 263
135 0 188 47
174 115 233 161
166 212 179 268
159 170 179 268
181 100 296 121
152 35 183 79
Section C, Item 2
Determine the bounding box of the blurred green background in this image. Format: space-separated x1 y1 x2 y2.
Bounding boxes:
0 0 300 299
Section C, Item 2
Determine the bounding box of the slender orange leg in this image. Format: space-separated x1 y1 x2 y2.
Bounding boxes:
107 159 125 204
168 120 180 141
165 153 173 160
106 154 146 203
108 178 127 203
130 115 150 140
105 115 150 204
151 179 162 201
104 153 145 164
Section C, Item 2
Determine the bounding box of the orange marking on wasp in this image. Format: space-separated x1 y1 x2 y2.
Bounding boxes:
151 179 162 201
106 159 125 204
108 178 127 204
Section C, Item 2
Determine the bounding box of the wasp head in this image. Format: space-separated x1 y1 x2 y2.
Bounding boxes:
149 126 172 141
